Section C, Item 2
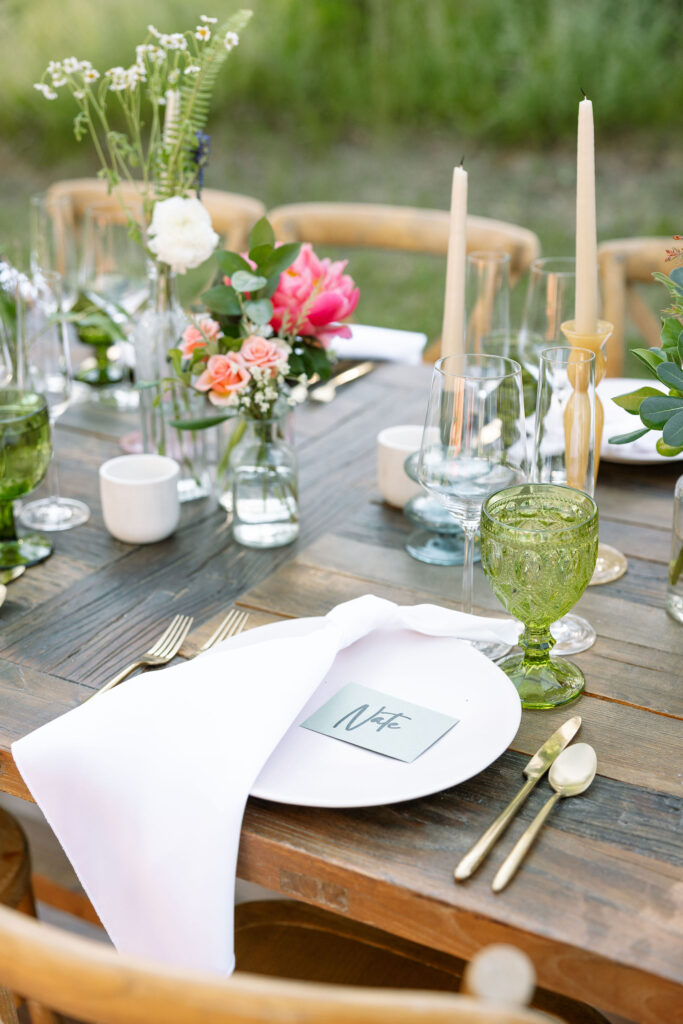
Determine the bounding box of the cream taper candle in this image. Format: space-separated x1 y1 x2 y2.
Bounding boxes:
441 164 468 358
575 96 599 335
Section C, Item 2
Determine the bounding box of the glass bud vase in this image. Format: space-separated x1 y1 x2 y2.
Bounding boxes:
134 259 210 502
230 412 299 548
666 474 683 625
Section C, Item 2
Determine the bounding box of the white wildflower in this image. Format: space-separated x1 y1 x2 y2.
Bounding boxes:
147 196 219 274
224 31 239 50
63 58 80 73
168 68 180 85
74 90 85 100
51 74 68 87
168 33 188 50
195 25 211 41
47 60 62 75
79 60 93 71
200 15 217 23
147 24 160 38
34 82 58 100
83 68 100 83
184 64 201 75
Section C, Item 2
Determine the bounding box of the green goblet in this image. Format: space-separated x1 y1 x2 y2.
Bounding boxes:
480 483 598 709
0 390 53 568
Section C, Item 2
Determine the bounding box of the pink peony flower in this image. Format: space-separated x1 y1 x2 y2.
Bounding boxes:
195 352 251 406
240 334 287 371
270 244 359 346
180 318 222 357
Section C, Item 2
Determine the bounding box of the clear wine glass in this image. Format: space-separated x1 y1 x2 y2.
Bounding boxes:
533 346 598 655
465 250 511 357
29 193 79 312
518 257 576 380
17 270 90 531
417 354 528 660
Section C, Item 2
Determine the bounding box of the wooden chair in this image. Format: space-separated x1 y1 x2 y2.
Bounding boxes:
0 899 563 1024
267 202 540 361
46 179 266 252
0 807 58 1024
597 237 672 376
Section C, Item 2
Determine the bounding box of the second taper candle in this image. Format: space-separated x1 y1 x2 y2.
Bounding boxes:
441 163 468 358
575 96 599 334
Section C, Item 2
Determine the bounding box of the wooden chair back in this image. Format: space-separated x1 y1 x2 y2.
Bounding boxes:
267 202 541 287
0 903 562 1024
597 237 672 376
46 179 266 251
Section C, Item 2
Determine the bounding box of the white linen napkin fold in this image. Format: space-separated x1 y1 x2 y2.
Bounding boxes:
13 595 518 974
333 324 427 364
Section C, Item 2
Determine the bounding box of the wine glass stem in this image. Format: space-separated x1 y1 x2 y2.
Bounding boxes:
46 444 61 502
461 524 477 615
0 500 18 542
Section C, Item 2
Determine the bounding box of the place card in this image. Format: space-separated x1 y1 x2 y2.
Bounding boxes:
301 683 459 763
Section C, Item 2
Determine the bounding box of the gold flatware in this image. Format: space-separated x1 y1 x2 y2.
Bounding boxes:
180 608 250 657
492 742 597 892
93 614 194 697
454 715 581 882
309 361 376 404
0 566 26 586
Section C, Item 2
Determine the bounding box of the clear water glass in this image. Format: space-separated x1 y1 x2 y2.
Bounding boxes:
417 353 527 660
518 257 576 380
465 250 511 357
231 415 299 549
29 193 79 312
666 475 683 625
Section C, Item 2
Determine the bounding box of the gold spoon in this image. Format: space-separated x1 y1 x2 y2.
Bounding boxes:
492 742 597 892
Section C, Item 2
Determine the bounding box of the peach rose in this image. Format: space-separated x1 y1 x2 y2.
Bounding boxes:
180 318 222 357
240 334 287 371
195 352 251 407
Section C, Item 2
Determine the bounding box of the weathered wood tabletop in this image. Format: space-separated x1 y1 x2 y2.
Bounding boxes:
0 362 681 1024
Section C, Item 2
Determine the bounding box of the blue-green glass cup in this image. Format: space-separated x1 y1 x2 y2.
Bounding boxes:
0 390 53 567
480 483 598 709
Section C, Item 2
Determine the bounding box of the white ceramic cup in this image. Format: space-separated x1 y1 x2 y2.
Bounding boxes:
99 454 180 544
377 425 424 508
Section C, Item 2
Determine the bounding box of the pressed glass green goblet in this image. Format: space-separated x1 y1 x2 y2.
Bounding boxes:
0 390 53 568
480 483 598 709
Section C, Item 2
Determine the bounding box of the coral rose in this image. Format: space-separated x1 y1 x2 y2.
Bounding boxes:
195 352 251 407
270 244 359 345
180 318 222 357
240 334 287 371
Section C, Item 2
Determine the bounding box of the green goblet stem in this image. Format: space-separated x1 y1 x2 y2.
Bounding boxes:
519 625 556 665
0 500 17 543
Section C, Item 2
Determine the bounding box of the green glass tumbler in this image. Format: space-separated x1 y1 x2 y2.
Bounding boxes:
0 390 53 567
480 483 598 709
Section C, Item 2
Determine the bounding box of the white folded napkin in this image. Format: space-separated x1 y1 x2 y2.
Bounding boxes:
13 595 518 974
333 324 427 365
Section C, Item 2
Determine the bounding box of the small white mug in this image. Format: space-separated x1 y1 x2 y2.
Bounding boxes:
377 425 424 509
99 454 180 544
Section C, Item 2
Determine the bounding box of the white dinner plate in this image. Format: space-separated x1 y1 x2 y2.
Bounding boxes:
600 377 683 465
250 627 521 808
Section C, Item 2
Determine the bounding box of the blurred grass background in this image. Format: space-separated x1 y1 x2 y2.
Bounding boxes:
1 0 681 362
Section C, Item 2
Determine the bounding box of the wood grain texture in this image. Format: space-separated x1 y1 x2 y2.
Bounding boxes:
0 361 681 1024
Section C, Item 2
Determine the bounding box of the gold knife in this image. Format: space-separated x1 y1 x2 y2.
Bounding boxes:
454 715 582 882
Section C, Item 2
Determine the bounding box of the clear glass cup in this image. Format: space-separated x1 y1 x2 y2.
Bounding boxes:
480 483 598 709
417 353 527 659
533 346 597 654
518 257 576 380
465 250 511 357
666 474 683 625
0 389 53 567
230 412 299 548
29 193 79 312
17 271 90 531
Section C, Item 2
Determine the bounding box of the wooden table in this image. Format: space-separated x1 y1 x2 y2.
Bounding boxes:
0 363 681 1024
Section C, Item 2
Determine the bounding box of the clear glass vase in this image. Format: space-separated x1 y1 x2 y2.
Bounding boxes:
134 259 210 502
230 412 299 548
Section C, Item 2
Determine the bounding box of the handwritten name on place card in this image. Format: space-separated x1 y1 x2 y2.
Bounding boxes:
301 683 459 763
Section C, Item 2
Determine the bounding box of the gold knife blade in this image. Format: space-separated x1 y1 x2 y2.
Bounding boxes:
454 715 582 882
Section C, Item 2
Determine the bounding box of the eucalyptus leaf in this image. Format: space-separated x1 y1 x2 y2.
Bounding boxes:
656 361 683 391
260 242 301 281
639 394 683 428
244 298 273 326
248 217 275 250
611 386 663 414
248 243 274 267
217 251 252 276
169 414 233 430
231 270 267 294
202 285 241 316
662 410 683 448
632 347 668 378
607 427 650 445
670 267 683 293
656 437 683 457
661 317 683 349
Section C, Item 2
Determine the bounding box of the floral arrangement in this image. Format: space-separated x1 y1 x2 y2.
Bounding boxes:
33 11 251 273
609 240 683 457
167 216 359 422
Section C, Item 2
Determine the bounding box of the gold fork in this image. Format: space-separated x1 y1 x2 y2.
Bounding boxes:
93 614 194 697
180 608 250 657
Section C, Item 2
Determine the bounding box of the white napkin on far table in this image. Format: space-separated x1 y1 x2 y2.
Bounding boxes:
13 595 517 974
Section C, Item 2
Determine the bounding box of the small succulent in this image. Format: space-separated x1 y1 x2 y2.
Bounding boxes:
609 264 683 456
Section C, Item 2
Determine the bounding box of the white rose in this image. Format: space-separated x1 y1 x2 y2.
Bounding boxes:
147 196 219 274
